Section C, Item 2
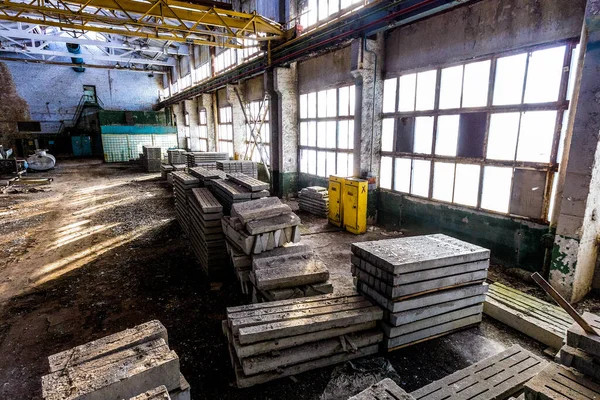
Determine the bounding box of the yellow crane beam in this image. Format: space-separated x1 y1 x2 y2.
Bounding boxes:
0 0 284 49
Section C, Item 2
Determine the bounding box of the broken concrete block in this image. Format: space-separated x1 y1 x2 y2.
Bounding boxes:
565 312 600 358
129 386 170 400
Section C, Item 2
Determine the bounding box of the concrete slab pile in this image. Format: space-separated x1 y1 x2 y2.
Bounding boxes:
188 167 227 188
223 293 383 388
217 160 258 178
188 188 228 279
212 177 269 214
41 320 190 400
142 145 162 173
161 164 174 180
351 234 489 351
250 244 333 303
412 345 545 400
557 312 600 382
298 186 329 218
185 152 229 168
524 363 600 400
172 171 201 236
167 149 186 165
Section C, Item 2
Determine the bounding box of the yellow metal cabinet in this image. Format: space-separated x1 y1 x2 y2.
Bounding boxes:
343 178 368 234
328 175 345 227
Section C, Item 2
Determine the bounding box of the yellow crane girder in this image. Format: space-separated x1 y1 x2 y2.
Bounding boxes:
0 0 284 48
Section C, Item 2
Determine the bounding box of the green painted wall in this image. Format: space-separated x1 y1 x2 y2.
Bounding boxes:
378 190 549 271
98 110 169 125
280 172 299 198
298 173 329 190
100 125 177 135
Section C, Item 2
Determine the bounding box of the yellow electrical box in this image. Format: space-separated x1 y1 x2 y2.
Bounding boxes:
343 178 368 234
328 175 345 227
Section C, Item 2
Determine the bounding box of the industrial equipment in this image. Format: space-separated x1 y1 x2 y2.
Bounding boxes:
27 149 56 171
328 175 345 227
343 178 368 235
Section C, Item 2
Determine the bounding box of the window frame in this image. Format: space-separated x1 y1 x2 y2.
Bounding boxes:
379 40 577 222
217 105 234 157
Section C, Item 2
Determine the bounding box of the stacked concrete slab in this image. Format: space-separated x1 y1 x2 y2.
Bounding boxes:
352 234 489 351
41 320 190 400
188 167 227 188
524 362 600 400
250 244 333 302
129 386 171 400
223 293 383 388
188 188 228 279
185 152 228 168
298 186 329 218
556 312 600 383
217 160 258 178
172 171 201 236
212 177 269 214
142 145 162 172
167 149 186 165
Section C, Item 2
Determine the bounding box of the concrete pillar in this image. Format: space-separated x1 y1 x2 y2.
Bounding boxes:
226 84 247 158
550 0 600 303
172 103 186 149
351 35 383 180
185 98 199 151
269 63 298 197
198 93 217 151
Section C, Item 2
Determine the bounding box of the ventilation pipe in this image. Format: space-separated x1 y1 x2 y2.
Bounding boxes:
66 43 85 72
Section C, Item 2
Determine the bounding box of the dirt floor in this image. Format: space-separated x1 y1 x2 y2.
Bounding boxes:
0 159 598 399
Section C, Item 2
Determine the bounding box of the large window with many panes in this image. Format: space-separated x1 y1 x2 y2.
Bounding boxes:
299 84 355 178
198 108 209 152
299 0 366 31
379 42 579 221
245 100 270 164
218 106 234 157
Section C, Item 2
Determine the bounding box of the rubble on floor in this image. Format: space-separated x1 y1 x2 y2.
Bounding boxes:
223 292 383 388
41 320 190 400
299 186 329 218
351 234 489 351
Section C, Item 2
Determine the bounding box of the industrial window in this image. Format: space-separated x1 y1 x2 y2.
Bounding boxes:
215 49 237 73
380 42 578 221
195 61 211 83
218 106 234 157
245 100 270 164
198 108 209 152
299 0 366 31
299 84 355 178
238 35 262 62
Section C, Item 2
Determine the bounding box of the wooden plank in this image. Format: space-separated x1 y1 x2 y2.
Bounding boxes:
411 345 546 400
231 321 377 358
241 330 383 375
524 363 600 400
230 300 374 334
350 378 414 400
238 306 383 344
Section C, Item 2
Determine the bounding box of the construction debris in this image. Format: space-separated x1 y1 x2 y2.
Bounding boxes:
352 234 489 351
483 282 573 349
299 186 329 218
41 320 190 400
223 293 383 388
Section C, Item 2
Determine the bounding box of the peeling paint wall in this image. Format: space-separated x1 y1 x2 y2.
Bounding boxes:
0 62 30 148
298 46 354 93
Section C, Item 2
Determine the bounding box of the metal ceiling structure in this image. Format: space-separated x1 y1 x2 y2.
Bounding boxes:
0 0 284 70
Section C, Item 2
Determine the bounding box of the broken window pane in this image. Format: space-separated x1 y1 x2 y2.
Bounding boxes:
308 121 317 147
326 121 336 148
510 168 546 218
454 164 480 207
300 94 308 119
413 116 434 154
338 120 348 149
339 85 350 116
516 110 557 163
317 121 327 148
394 158 411 193
524 45 566 103
396 117 415 153
439 65 463 109
486 113 520 161
383 78 398 113
337 152 348 177
481 166 512 213
462 60 490 107
398 73 416 112
416 70 437 111
381 118 395 152
327 151 336 176
493 53 527 105
308 92 317 118
433 162 455 202
457 112 486 158
318 90 327 118
411 159 431 197
435 115 460 156
317 151 326 176
380 156 393 189
300 122 308 146
327 88 337 117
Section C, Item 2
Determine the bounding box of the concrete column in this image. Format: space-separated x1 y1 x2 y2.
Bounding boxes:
226 84 247 158
351 35 383 180
550 0 600 303
269 63 298 197
185 98 199 151
199 93 217 151
172 103 186 149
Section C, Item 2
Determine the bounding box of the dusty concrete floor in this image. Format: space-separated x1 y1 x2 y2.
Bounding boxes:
0 159 598 399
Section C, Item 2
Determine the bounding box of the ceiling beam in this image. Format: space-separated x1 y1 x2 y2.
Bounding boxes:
0 55 166 72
